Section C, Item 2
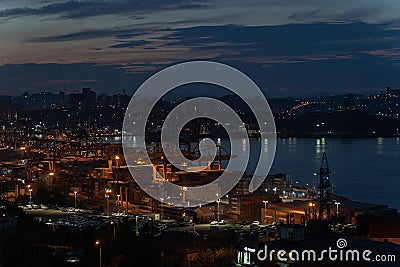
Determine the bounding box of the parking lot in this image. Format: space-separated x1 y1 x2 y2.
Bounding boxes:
24 206 280 240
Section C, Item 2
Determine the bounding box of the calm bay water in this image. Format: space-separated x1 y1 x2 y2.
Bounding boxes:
113 136 400 210
245 137 400 211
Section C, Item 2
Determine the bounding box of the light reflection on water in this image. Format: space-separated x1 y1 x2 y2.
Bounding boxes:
115 137 400 210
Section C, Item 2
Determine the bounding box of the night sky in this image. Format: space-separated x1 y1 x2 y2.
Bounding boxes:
0 0 399 97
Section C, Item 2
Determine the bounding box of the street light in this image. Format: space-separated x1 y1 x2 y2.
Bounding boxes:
28 185 33 206
308 202 316 219
110 221 116 239
2 213 5 232
115 155 120 167
115 156 120 200
74 190 78 209
48 218 55 232
95 240 102 267
105 188 111 213
262 200 268 223
49 172 54 191
160 197 164 221
334 201 341 215
181 186 187 204
116 194 120 214
135 215 139 236
263 200 269 210
216 198 221 224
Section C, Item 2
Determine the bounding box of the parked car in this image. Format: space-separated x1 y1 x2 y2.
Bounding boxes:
252 220 260 226
210 220 218 225
219 220 227 225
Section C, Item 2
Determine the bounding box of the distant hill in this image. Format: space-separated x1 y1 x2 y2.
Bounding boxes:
276 110 400 137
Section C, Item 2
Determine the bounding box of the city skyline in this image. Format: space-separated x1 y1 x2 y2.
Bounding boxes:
0 0 400 96
1 2 400 266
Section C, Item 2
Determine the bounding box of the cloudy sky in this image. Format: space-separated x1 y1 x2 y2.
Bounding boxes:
0 0 399 96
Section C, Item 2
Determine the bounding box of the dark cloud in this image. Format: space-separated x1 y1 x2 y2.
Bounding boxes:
337 7 382 22
288 9 322 21
28 28 151 42
160 23 400 60
0 0 211 19
1 23 400 97
109 40 152 49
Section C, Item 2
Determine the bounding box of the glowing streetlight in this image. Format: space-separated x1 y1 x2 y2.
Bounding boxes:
263 200 269 210
105 188 111 212
308 202 316 219
2 213 5 232
334 201 341 215
95 240 102 267
115 155 120 168
181 186 187 204
28 185 33 206
160 197 164 221
116 194 120 214
48 218 55 232
216 198 221 224
110 221 116 239
262 200 269 223
135 215 139 236
49 172 54 191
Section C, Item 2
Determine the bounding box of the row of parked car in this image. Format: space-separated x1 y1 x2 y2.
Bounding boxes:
210 219 227 225
210 219 262 226
21 204 48 210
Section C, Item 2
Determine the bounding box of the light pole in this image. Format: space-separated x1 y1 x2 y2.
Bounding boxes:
115 155 120 206
334 201 341 215
181 186 187 204
2 213 5 232
262 200 268 224
95 240 102 267
116 194 120 214
160 197 164 221
115 155 120 168
309 202 316 219
216 198 221 224
105 188 111 213
135 215 139 236
49 172 54 191
74 190 78 209
110 221 116 239
28 185 33 206
49 218 55 232
263 200 268 210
